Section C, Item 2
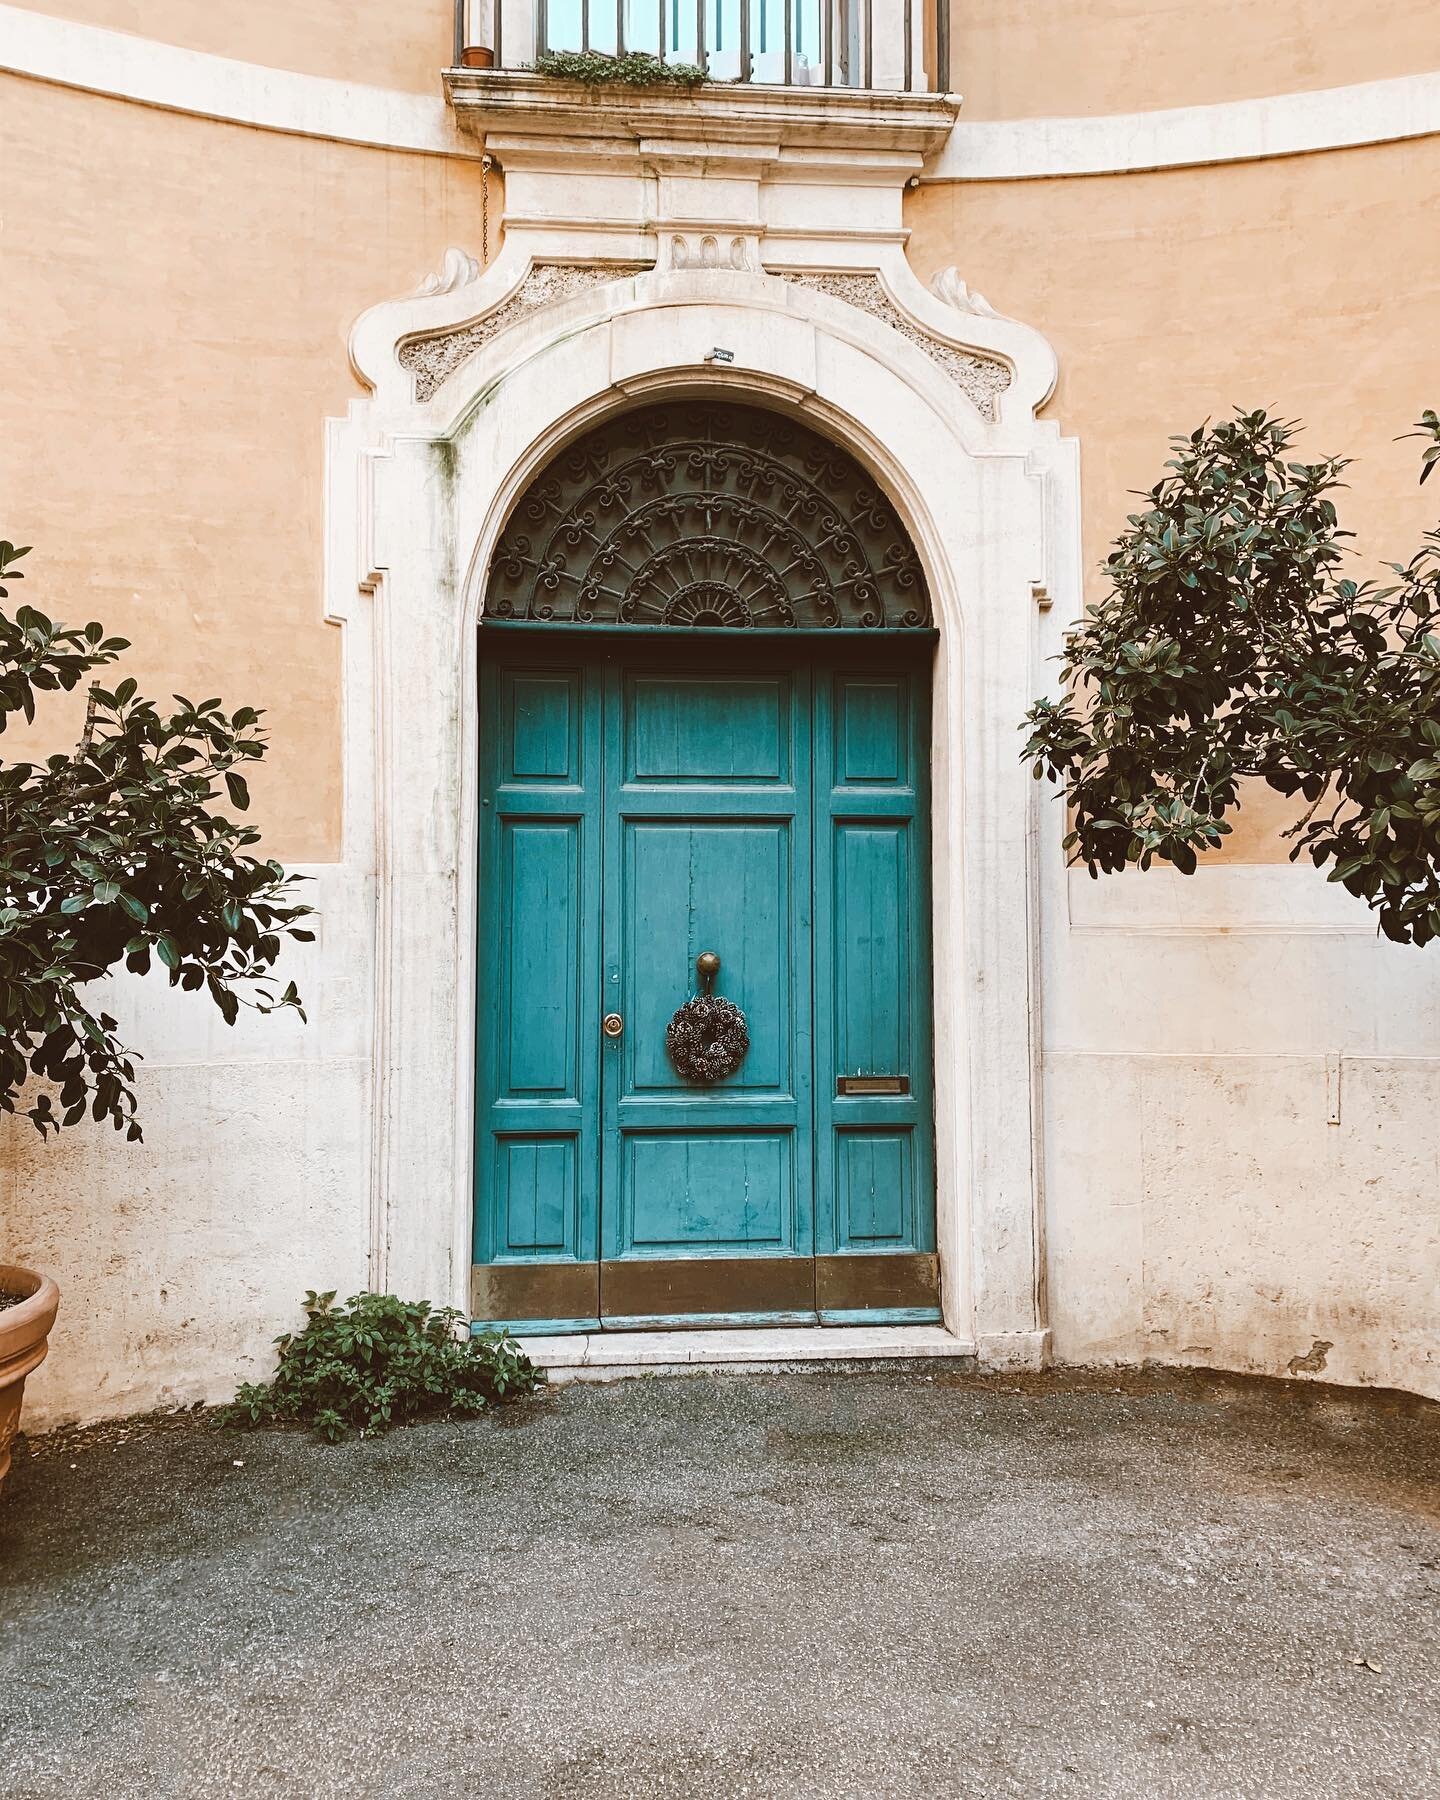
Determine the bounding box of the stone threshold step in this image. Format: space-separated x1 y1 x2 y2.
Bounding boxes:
519 1324 976 1383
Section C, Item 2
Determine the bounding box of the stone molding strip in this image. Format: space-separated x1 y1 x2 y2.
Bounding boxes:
932 71 1440 180
1 6 1436 177
1066 864 1375 934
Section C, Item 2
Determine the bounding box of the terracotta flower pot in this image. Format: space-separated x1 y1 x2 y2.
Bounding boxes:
460 46 494 68
0 1264 60 1491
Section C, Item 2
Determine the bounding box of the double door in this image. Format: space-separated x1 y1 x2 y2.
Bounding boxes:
473 630 936 1331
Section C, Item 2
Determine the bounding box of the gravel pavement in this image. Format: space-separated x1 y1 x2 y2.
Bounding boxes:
1 1366 1437 1799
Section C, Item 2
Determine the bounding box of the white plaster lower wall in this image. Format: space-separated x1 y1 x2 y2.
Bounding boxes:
1 867 373 1431
1041 907 1440 1400
10 861 1440 1423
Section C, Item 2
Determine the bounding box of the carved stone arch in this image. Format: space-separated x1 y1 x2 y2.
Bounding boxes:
484 398 933 630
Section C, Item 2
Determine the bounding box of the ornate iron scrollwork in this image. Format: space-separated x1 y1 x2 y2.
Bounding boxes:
486 400 932 630
666 952 750 1085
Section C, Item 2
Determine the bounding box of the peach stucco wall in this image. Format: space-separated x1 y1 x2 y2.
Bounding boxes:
10 0 454 95
909 135 1440 860
944 0 1440 120
0 76 494 862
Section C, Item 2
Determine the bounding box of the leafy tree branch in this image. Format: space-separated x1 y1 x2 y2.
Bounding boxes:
0 537 312 1139
1022 409 1440 945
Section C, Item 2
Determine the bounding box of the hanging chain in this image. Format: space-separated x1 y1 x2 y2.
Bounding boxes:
481 153 492 266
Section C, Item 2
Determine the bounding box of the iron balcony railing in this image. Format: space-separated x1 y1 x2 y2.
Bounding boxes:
454 1 949 93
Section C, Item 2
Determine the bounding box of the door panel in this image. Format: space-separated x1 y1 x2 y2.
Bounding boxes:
625 674 792 784
836 676 909 785
833 822 913 1078
621 1132 792 1253
835 1129 914 1247
623 822 792 1094
503 669 583 784
498 820 582 1095
495 1136 577 1255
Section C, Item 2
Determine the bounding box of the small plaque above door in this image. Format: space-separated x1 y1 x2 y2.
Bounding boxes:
837 1075 910 1096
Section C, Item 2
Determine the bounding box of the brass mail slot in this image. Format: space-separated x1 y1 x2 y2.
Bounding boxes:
836 1075 910 1096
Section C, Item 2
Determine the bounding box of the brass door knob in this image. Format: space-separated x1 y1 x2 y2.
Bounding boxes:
602 1013 625 1039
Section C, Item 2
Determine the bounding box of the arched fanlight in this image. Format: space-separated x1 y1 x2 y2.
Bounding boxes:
486 399 932 630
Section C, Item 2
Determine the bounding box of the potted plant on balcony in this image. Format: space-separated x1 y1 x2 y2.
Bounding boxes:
531 50 707 87
0 536 312 1489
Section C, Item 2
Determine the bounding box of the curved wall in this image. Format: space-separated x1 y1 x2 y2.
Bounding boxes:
1 8 1438 1420
909 136 1440 1401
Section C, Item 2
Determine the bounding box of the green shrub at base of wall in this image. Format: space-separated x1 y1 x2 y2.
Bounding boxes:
219 1290 543 1443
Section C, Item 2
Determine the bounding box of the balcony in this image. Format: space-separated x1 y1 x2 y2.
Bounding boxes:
441 0 959 275
450 1 949 93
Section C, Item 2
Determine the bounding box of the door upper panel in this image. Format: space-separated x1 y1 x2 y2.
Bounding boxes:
623 673 794 785
623 822 794 1097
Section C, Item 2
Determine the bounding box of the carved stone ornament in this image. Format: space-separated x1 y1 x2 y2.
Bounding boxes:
928 267 1002 320
399 262 644 403
486 398 932 629
666 994 750 1085
668 233 752 272
782 271 1012 420
414 247 481 298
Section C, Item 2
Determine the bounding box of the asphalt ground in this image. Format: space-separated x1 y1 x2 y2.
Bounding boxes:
2 1366 1437 1799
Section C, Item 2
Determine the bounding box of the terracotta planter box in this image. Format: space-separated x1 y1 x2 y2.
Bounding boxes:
0 1264 60 1490
460 47 495 69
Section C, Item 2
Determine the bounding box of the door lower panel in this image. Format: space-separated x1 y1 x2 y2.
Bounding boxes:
471 1261 600 1328
600 1256 816 1322
815 1252 939 1316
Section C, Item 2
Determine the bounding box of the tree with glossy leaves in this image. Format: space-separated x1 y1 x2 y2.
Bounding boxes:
1023 410 1440 945
0 537 312 1141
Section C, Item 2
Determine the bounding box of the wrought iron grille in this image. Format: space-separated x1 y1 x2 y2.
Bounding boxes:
454 1 947 91
485 400 932 629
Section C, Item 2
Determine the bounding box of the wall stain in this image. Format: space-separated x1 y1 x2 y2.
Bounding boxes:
1287 1339 1334 1376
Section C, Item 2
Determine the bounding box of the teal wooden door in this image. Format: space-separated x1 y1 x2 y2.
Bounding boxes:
473 631 936 1333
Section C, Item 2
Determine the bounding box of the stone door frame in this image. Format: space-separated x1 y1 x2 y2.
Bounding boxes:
327 251 1080 1367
